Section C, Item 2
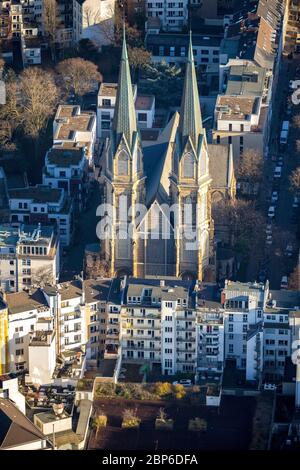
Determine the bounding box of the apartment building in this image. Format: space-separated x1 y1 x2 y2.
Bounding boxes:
97 83 155 138
43 145 89 212
20 35 41 65
84 278 115 363
53 105 97 165
5 288 52 372
9 185 74 247
0 224 60 293
119 278 197 375
0 298 8 374
195 284 225 373
146 33 221 65
222 280 268 370
212 94 268 161
28 328 56 386
145 0 188 31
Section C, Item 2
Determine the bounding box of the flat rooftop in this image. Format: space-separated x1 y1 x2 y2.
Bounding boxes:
216 95 259 121
9 185 63 204
54 109 95 141
46 147 84 167
135 95 155 111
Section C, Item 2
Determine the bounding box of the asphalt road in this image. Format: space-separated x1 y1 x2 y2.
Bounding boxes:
251 53 300 289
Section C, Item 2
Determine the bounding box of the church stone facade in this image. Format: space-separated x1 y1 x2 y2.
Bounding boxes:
101 31 215 281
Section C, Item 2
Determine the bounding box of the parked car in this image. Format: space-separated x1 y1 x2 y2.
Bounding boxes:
289 80 297 90
293 196 299 208
172 379 192 388
266 235 273 245
271 191 279 203
280 276 288 289
276 156 284 166
273 166 282 178
266 224 272 235
264 383 277 391
268 206 275 218
285 243 293 257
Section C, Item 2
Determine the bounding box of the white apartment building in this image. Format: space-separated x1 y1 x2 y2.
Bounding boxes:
43 145 89 211
53 105 97 165
146 0 188 31
5 288 52 373
222 280 268 370
119 279 196 375
212 94 267 160
9 185 74 247
196 295 224 373
0 374 26 414
97 83 155 138
28 328 56 386
0 224 60 293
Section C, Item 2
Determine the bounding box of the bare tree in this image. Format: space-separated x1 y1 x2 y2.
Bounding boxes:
32 266 54 287
42 0 58 58
290 167 300 194
101 4 141 46
213 199 266 255
18 67 58 138
237 149 263 183
128 46 151 74
56 58 102 100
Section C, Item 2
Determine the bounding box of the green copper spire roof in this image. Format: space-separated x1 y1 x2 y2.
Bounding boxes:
179 31 203 149
112 25 137 148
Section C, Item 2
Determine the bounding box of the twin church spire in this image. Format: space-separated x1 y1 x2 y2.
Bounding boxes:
112 28 203 150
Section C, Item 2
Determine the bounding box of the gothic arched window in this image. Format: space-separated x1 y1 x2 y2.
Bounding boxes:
182 152 195 178
117 150 129 176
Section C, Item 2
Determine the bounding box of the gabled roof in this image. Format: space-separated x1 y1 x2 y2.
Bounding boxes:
178 32 203 150
208 144 234 190
144 112 179 207
0 398 48 449
112 28 137 150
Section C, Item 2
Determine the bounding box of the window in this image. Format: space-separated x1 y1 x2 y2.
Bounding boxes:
102 99 111 106
182 153 194 178
170 46 175 57
117 151 129 176
16 349 24 356
138 113 147 122
229 344 234 354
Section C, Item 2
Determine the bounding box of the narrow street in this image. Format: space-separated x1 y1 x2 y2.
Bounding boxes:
246 52 300 289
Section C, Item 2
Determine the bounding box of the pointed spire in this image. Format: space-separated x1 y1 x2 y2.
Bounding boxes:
179 31 203 149
112 24 137 148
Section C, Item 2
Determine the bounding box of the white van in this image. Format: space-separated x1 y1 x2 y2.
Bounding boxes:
280 130 288 144
280 276 288 289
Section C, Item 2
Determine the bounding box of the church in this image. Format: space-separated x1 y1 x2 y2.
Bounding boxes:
100 31 215 281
